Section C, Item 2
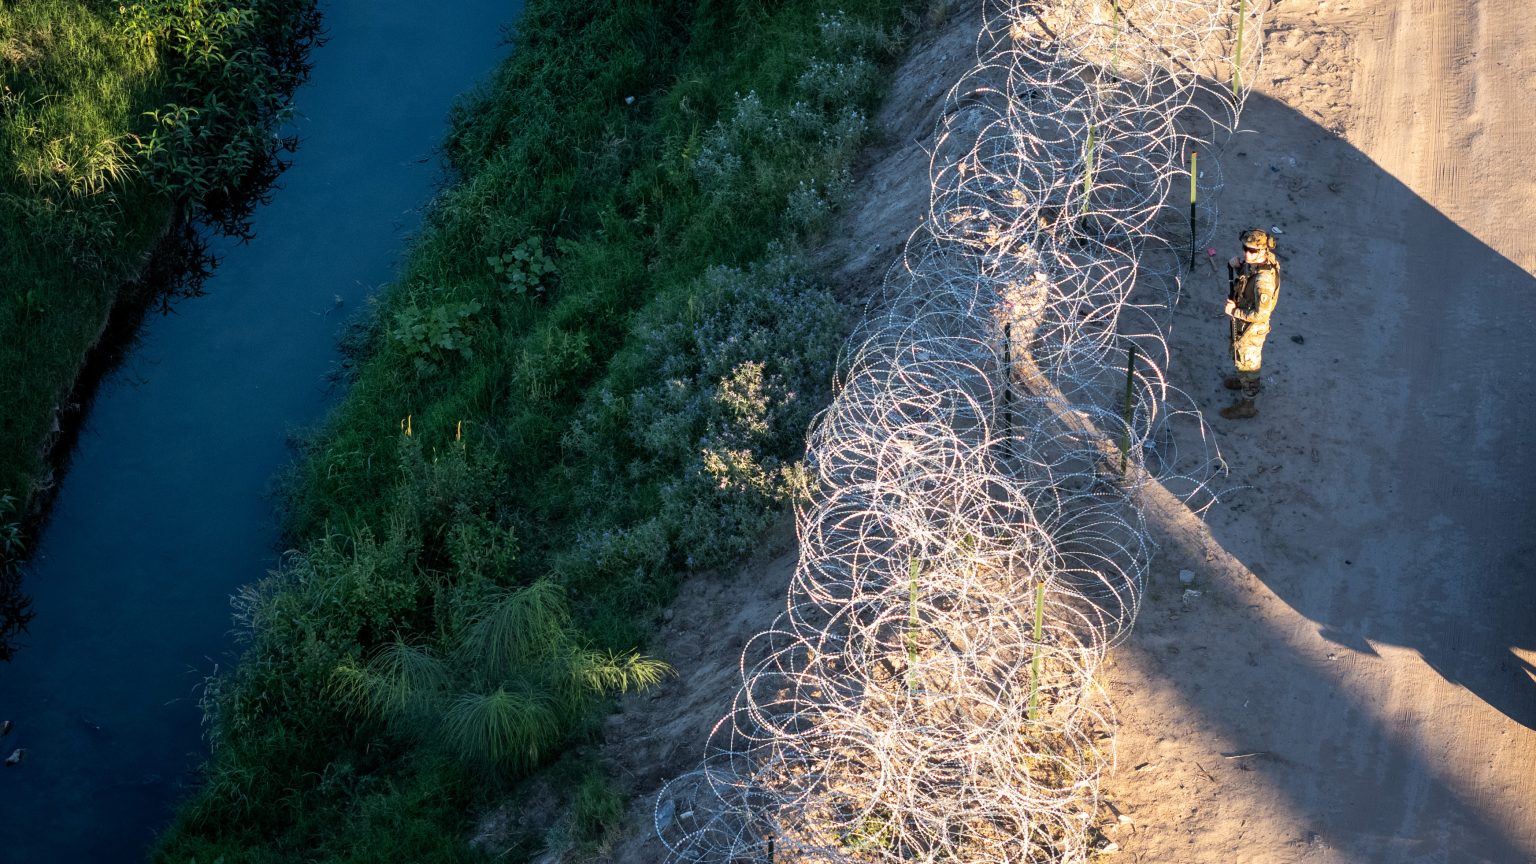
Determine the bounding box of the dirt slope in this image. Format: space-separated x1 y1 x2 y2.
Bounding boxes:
594 2 1536 861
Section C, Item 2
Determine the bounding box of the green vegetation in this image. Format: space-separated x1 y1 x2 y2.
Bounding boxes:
154 0 923 858
0 494 29 660
0 0 321 648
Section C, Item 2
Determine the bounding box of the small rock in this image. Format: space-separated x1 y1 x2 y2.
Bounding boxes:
624 95 636 105
662 608 675 623
1178 569 1195 585
1182 588 1202 604
1291 334 1305 344
1118 814 1134 824
4 747 25 766
1102 842 1121 853
1269 224 1285 235
0 720 11 737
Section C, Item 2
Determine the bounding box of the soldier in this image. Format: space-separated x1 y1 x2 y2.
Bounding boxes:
1220 227 1281 420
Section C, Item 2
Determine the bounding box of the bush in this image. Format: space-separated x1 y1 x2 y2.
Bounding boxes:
127 0 323 234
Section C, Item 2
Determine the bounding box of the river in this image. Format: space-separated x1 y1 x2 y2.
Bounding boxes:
0 2 521 859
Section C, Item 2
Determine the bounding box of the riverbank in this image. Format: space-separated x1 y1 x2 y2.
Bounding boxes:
152 0 929 859
0 0 322 657
0 3 522 860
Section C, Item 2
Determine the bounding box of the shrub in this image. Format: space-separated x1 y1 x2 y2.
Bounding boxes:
127 0 323 234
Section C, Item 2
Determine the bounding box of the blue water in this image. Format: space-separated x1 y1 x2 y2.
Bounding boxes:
0 2 521 859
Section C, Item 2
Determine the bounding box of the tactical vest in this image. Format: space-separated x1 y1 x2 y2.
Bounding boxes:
1228 260 1280 318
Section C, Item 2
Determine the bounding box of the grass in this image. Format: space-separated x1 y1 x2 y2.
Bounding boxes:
153 0 923 859
1 0 167 503
0 0 321 646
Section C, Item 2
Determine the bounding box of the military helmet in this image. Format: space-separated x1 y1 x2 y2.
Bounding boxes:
1239 227 1275 252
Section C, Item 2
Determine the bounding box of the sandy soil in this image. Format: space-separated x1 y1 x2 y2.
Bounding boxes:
588 2 1536 862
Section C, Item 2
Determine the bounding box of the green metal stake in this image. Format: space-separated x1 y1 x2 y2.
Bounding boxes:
907 557 920 696
1081 122 1097 216
1233 0 1245 98
1029 580 1045 721
1109 0 1122 77
1120 343 1138 476
1003 322 1014 450
1188 151 1198 271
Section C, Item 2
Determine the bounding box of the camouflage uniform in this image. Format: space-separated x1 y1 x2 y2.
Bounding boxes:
1226 244 1280 401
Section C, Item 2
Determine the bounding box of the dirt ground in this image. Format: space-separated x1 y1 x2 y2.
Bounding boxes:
593 2 1536 861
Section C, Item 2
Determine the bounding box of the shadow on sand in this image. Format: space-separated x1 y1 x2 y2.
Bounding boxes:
1139 86 1534 861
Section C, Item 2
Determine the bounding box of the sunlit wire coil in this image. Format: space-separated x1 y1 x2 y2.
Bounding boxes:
657 1 1265 860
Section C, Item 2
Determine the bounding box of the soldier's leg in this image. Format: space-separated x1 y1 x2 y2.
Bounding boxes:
1221 325 1267 419
1235 324 1268 397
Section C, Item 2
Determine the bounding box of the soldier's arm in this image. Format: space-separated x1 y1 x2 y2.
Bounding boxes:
1231 268 1278 323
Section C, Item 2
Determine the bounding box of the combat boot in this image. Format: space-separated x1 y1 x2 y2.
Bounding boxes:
1220 398 1258 420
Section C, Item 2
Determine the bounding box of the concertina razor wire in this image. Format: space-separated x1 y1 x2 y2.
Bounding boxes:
657 0 1267 860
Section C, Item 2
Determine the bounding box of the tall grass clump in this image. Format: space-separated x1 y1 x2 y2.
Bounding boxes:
156 0 919 859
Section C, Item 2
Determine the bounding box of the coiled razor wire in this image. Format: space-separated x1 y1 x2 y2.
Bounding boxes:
657 1 1266 860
